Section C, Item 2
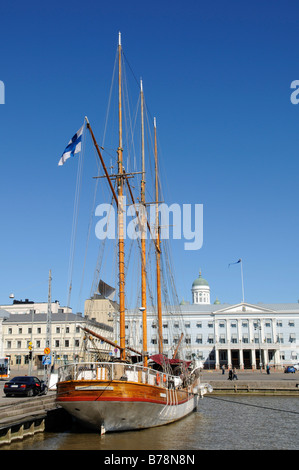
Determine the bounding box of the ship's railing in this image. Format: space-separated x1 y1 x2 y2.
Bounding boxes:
57 361 184 389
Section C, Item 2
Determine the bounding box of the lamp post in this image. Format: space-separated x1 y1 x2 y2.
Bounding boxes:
254 319 263 372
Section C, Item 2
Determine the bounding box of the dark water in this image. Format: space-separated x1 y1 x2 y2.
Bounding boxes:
2 396 299 451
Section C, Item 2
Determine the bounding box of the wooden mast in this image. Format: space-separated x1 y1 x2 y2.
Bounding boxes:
140 80 147 366
154 118 163 354
117 32 126 361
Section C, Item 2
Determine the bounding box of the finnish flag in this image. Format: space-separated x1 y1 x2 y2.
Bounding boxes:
58 124 84 166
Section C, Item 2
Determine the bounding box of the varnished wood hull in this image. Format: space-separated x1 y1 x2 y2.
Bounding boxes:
56 379 198 432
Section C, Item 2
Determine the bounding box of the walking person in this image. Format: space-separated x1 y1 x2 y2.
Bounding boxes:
232 367 238 380
221 364 225 375
266 364 270 375
228 369 233 381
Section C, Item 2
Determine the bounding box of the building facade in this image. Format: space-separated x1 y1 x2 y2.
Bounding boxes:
0 302 114 370
122 272 299 370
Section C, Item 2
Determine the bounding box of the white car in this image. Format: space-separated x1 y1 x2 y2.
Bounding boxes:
293 363 299 371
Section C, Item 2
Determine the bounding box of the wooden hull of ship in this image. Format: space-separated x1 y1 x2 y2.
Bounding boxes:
56 379 198 432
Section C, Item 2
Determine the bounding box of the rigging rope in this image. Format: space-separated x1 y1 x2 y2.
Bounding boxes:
205 395 299 415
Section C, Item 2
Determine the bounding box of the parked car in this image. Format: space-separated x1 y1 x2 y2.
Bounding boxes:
284 366 296 374
4 376 48 397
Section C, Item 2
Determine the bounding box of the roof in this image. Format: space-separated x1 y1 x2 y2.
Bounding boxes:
2 312 113 332
0 309 10 319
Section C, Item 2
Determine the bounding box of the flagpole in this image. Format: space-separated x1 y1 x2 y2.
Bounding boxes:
228 258 245 304
240 259 245 303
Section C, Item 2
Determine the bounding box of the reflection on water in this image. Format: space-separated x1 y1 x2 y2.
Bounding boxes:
2 396 299 450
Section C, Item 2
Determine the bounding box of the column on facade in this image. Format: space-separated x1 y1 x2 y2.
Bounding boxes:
215 347 220 370
214 318 219 369
237 319 243 369
250 349 256 370
249 320 256 369
227 348 232 369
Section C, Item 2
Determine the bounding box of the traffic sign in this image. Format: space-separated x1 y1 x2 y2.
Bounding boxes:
44 347 51 355
42 355 51 365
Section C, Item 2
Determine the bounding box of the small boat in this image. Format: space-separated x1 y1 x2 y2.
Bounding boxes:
56 33 212 433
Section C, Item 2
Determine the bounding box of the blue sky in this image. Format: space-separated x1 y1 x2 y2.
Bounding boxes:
1 0 299 311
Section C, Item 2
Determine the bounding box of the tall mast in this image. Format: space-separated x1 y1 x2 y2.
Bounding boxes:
117 32 126 360
154 118 163 354
140 80 147 366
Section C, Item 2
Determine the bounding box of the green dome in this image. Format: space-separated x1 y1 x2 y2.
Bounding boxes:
192 271 209 288
214 297 220 305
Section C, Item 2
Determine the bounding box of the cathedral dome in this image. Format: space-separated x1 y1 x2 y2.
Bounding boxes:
192 272 209 288
191 270 210 305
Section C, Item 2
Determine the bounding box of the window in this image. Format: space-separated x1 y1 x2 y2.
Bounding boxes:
289 333 296 343
18 328 22 334
8 328 12 335
208 322 213 328
56 327 60 334
219 334 226 344
277 333 284 344
185 322 190 328
65 340 70 347
7 341 11 349
231 322 237 328
55 340 60 347
196 322 202 328
17 341 22 348
242 334 249 344
28 327 32 334
196 335 202 344
289 321 295 327
219 322 225 328
185 335 191 344
36 340 41 348
266 334 272 344
208 335 214 344
277 321 283 327
231 334 237 344
173 335 179 344
37 328 41 334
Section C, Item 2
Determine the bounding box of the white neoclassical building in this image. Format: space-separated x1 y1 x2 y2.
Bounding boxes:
121 271 299 370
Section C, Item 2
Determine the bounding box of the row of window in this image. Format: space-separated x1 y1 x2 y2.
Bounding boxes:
6 338 80 349
6 325 77 335
128 333 297 345
144 320 297 329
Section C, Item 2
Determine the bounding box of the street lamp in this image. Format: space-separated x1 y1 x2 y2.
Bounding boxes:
254 319 262 372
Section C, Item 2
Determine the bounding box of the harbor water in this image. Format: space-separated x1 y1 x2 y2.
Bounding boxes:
2 395 298 451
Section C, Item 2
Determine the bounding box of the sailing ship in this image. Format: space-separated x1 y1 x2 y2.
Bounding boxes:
56 33 212 433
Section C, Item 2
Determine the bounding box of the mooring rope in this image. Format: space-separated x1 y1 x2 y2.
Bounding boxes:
206 394 299 415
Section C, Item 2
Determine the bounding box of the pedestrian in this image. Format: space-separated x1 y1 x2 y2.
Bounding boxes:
221 364 225 375
266 364 270 375
228 369 233 381
232 367 238 380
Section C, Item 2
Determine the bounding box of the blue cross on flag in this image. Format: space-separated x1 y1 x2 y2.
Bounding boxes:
58 123 84 166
